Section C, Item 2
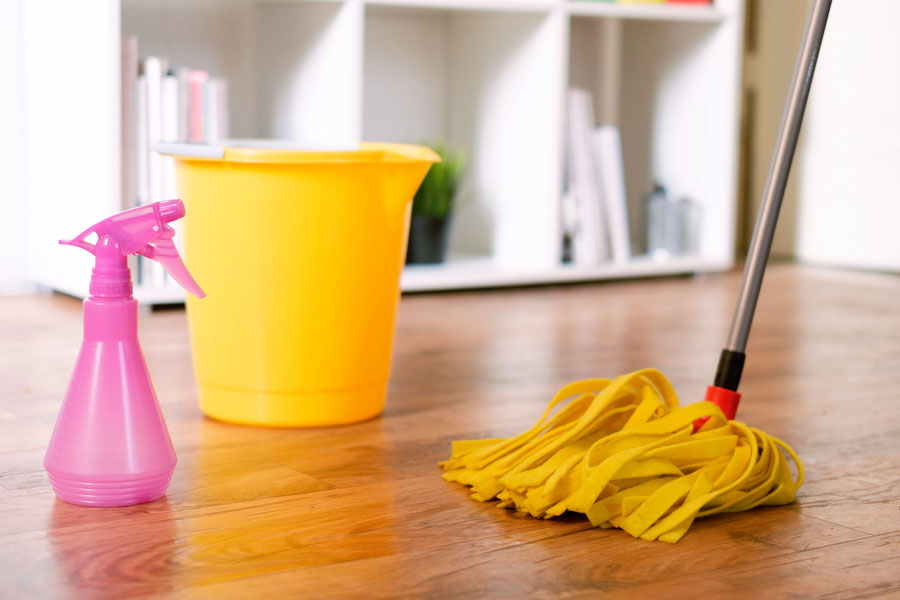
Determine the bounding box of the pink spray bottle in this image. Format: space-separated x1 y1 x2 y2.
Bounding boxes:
45 199 205 507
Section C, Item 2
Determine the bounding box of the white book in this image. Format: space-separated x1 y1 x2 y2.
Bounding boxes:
122 37 138 279
144 56 165 203
592 126 631 264
161 74 179 206
143 56 166 289
161 74 178 144
205 77 229 142
175 67 191 142
121 36 138 211
161 73 182 290
215 79 229 140
567 88 609 265
136 75 148 209
136 75 149 286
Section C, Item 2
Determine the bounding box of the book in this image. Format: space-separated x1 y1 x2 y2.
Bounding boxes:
143 56 167 289
592 126 630 264
215 79 229 140
567 88 609 265
161 71 179 206
122 37 139 278
161 71 181 289
175 66 191 142
187 70 208 142
135 74 148 286
136 75 148 210
205 77 229 142
144 56 165 203
121 36 138 211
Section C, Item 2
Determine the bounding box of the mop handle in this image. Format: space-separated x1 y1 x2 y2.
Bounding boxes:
714 0 833 392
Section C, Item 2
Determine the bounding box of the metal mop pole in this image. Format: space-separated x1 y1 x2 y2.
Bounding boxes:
713 0 833 396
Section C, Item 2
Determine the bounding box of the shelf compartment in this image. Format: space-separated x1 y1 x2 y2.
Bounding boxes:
122 0 258 138
364 4 567 269
567 12 741 261
122 0 362 144
254 1 362 145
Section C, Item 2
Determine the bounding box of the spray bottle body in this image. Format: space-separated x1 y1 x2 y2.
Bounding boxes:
45 279 177 506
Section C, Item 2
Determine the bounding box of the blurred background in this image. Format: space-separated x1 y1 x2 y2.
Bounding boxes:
1 0 897 303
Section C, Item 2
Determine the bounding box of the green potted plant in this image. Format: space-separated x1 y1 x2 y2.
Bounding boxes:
406 142 465 265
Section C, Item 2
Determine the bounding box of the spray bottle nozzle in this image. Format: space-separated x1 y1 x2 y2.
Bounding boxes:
61 200 205 298
158 199 185 223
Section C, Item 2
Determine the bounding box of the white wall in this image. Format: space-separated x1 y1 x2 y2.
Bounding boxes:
21 0 122 294
363 9 448 145
795 0 900 271
255 1 362 146
0 0 29 293
748 0 900 272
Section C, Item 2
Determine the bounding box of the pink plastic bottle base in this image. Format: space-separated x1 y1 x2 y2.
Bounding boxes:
46 467 175 507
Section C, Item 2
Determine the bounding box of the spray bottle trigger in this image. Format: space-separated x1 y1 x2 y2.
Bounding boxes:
139 238 206 298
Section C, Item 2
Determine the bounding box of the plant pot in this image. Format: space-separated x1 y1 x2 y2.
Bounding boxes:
406 215 452 264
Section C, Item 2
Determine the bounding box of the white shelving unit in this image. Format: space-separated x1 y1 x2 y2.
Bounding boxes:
21 0 744 303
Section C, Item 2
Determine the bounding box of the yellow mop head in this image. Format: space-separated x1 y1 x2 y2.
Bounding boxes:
439 369 803 543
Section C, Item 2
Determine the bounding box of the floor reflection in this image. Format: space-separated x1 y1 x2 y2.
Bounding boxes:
48 498 177 597
174 415 400 589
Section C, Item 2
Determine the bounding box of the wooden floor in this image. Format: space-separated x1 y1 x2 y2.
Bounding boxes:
2 264 899 599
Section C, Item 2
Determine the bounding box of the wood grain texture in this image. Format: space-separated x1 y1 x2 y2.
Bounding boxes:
1 264 899 599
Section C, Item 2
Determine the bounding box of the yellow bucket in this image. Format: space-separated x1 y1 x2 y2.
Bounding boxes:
160 142 438 427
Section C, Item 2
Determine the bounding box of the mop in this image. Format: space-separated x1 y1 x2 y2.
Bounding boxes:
440 0 831 543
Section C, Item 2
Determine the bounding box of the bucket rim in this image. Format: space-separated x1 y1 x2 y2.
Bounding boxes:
153 140 440 165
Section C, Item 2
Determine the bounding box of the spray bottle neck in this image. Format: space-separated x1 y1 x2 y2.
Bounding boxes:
89 235 133 298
